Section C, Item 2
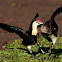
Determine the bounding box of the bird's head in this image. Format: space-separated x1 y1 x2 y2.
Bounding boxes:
29 13 43 34
32 13 43 27
33 18 43 27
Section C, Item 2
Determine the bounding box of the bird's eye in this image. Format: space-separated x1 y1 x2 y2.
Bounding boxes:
36 21 38 23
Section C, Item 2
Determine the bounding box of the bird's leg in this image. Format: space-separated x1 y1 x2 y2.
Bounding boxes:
49 37 57 54
49 35 57 53
27 45 37 58
49 42 53 54
37 43 45 54
51 44 54 49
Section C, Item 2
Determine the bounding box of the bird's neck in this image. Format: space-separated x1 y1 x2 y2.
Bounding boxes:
32 26 38 36
28 21 38 36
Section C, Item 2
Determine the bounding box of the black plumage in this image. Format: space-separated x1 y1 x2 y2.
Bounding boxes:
0 13 43 54
40 7 62 53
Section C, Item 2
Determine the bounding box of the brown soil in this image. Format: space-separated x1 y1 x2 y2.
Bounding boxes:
0 0 62 50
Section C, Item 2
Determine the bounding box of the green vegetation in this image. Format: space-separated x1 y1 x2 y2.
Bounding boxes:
0 36 62 62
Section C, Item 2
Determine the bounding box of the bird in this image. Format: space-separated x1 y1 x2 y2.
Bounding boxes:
40 7 62 53
0 13 43 54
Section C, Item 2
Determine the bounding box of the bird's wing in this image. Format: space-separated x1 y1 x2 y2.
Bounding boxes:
42 33 52 42
50 7 62 31
0 23 27 39
49 7 62 27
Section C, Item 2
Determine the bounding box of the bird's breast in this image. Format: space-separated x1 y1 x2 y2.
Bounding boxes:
41 25 51 34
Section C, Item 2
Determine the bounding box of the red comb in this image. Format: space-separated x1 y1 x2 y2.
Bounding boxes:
37 18 42 23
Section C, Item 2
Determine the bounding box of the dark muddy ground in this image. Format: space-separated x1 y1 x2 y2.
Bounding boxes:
0 0 62 50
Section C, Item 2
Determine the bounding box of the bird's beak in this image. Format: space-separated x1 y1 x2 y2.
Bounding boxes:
37 24 42 27
38 21 43 27
39 20 43 24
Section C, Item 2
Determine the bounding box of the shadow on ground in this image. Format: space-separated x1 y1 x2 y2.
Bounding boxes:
9 46 62 58
38 47 62 57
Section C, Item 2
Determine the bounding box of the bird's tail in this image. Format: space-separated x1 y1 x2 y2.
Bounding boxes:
51 7 62 20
